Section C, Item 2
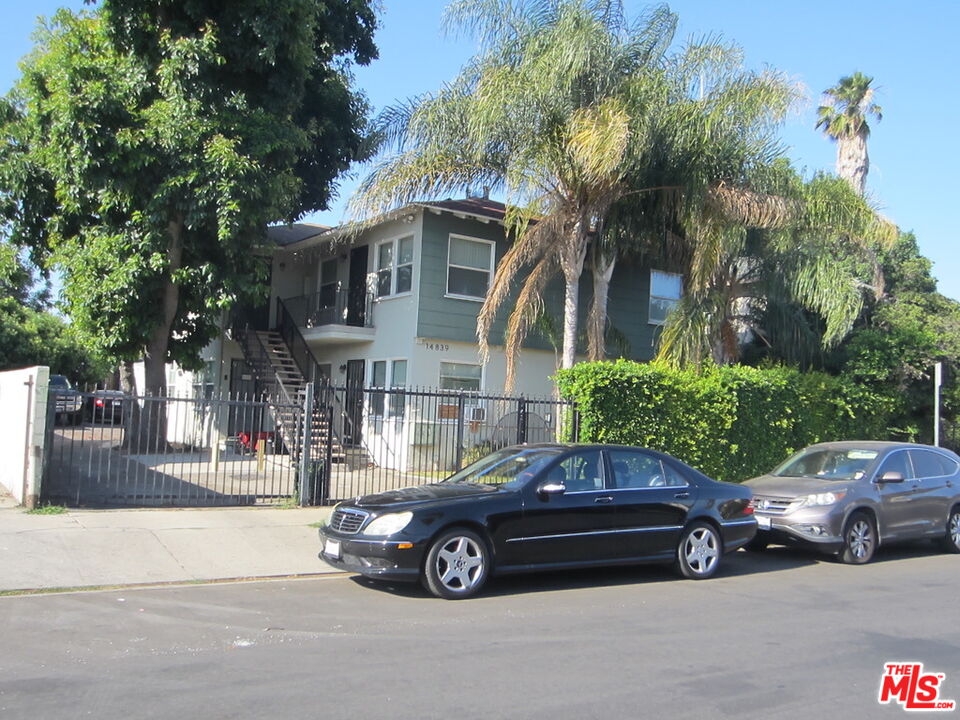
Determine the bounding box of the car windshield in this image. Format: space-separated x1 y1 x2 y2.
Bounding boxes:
442 447 565 489
49 375 70 389
772 448 878 481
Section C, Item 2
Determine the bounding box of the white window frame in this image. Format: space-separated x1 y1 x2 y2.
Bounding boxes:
368 358 408 418
445 234 495 302
439 360 484 392
437 360 486 423
374 235 414 299
648 269 683 326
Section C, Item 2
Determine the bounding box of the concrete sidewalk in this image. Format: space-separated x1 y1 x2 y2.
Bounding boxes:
0 502 339 592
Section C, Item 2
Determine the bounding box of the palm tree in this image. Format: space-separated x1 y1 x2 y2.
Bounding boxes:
654 171 897 368
583 38 802 363
352 0 797 386
816 72 882 196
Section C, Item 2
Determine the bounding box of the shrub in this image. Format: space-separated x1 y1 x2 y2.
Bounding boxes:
555 360 897 482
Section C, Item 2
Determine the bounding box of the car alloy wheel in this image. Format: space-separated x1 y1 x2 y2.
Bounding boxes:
942 508 960 554
677 522 721 579
423 528 490 599
841 512 876 564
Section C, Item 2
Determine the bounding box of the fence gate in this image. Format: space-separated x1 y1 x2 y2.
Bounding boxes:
41 391 306 507
40 386 578 508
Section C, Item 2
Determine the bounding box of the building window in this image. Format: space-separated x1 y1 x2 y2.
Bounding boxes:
370 359 407 417
649 270 682 325
439 362 482 392
192 361 216 400
375 236 413 298
446 235 494 300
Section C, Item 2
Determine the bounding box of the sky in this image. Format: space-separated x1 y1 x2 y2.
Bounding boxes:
2 1 959 299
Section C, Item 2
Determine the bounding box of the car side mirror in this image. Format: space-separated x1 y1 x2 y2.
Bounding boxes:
877 471 905 484
538 481 566 496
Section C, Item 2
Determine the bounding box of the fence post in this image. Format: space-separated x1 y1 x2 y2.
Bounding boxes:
455 393 466 469
516 395 527 444
298 382 314 506
323 391 334 504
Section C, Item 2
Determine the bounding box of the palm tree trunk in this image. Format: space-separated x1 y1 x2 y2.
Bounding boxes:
837 133 869 196
587 248 616 361
560 231 589 369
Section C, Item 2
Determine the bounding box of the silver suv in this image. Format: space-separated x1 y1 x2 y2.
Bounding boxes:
744 441 960 563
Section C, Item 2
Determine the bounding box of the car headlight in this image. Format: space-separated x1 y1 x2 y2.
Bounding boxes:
796 492 845 509
362 511 413 537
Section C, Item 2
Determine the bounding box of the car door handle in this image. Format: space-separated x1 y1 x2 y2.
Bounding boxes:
594 496 614 504
674 491 690 499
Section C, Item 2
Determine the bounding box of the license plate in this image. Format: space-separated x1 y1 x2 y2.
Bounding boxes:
757 515 771 529
324 538 341 559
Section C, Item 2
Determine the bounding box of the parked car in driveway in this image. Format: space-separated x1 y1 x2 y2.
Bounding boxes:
318 443 756 599
86 390 126 424
744 441 960 563
50 374 83 425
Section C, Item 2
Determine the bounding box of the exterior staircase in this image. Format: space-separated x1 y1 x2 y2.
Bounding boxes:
237 329 345 464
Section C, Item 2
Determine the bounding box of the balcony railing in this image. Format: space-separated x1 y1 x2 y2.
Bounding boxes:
281 289 374 330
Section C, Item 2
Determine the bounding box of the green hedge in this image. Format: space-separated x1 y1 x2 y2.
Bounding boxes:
555 360 898 483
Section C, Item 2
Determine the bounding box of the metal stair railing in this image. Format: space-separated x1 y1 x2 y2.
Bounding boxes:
235 327 305 460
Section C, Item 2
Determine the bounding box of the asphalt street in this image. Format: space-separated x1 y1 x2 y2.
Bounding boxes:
1 544 957 720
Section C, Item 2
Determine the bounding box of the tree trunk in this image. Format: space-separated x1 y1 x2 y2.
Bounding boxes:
130 215 184 452
587 248 616 362
837 132 869 196
119 360 137 395
560 229 589 370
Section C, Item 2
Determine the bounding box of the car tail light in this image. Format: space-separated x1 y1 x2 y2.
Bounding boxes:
95 399 104 407
743 502 754 515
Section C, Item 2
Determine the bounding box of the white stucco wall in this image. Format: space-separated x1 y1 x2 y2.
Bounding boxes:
0 366 49 507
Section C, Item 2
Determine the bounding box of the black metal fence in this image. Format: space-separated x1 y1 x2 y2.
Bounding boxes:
42 390 305 507
313 385 579 504
40 385 577 508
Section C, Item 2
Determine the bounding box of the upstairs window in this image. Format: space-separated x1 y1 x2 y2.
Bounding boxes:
376 236 413 298
447 235 494 300
649 270 682 325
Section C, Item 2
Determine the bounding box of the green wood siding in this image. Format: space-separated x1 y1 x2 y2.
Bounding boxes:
416 210 659 360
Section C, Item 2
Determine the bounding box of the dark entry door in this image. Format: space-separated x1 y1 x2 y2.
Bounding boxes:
344 359 365 445
346 246 369 327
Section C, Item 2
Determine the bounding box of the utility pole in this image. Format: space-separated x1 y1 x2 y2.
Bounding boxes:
934 361 942 447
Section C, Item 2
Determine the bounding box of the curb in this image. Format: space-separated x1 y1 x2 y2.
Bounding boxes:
0 571 352 598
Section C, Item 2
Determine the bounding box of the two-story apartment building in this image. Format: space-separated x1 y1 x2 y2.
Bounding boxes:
163 196 681 471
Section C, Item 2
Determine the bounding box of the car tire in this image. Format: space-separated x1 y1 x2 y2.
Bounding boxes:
840 511 877 564
744 536 768 552
423 528 490 600
676 521 722 579
941 506 960 554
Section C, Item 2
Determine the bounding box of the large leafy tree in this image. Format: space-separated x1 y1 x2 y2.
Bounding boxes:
816 71 882 196
1 1 376 445
835 232 960 443
0 238 108 384
353 0 796 387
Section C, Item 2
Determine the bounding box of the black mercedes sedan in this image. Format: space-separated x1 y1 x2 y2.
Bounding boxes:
318 444 756 598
